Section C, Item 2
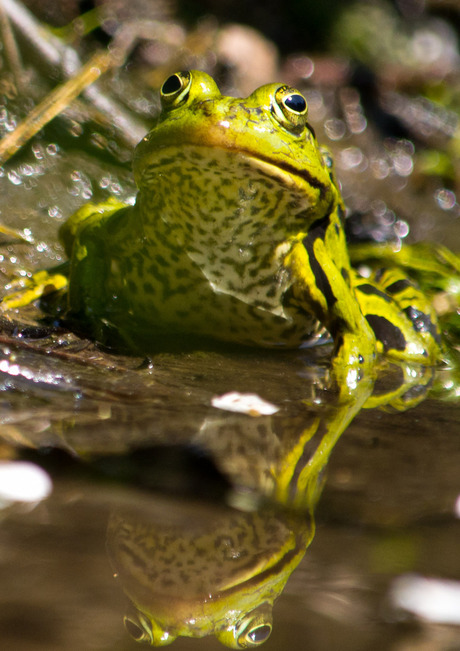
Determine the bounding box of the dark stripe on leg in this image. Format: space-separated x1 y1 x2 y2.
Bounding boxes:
365 314 406 352
385 278 412 294
356 283 391 302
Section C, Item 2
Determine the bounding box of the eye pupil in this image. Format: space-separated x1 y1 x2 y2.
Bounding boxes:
248 625 272 644
161 74 182 95
284 93 307 114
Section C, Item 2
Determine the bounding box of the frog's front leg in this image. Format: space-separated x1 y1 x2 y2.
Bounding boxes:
62 202 132 322
283 233 377 397
0 268 68 311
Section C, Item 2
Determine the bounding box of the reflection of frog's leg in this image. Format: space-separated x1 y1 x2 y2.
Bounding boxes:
352 267 441 362
0 267 68 311
364 360 435 411
274 386 371 510
283 234 377 397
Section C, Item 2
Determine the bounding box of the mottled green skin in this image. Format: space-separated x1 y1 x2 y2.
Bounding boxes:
60 70 441 389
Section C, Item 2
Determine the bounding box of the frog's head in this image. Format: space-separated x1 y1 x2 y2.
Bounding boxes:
133 70 335 240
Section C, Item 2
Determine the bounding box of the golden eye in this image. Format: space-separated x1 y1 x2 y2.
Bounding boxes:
272 86 308 133
160 71 192 107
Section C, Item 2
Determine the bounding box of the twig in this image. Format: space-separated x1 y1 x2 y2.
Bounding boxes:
0 49 117 162
0 0 148 159
0 0 24 90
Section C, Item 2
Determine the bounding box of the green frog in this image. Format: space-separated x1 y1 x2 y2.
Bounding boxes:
1 70 447 393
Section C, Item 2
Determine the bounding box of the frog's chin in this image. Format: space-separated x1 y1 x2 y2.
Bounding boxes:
135 140 321 200
240 151 311 190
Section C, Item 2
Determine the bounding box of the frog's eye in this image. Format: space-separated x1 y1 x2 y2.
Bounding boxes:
160 71 192 107
216 605 273 648
123 613 175 646
272 86 308 133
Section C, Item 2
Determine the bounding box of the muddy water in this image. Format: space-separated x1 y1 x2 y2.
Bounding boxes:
0 334 459 651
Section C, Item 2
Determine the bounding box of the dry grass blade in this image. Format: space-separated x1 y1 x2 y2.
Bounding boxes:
0 49 121 164
0 0 150 160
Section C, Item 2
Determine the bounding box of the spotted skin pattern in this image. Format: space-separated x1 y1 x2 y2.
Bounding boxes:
5 70 442 386
68 145 337 348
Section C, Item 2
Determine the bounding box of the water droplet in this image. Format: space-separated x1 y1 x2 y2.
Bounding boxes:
5 118 17 132
393 152 413 177
19 163 34 176
291 55 314 79
324 118 346 141
339 147 364 170
435 188 456 211
32 144 44 159
7 170 22 185
394 220 410 238
110 182 122 195
371 158 390 180
349 115 367 134
48 206 62 219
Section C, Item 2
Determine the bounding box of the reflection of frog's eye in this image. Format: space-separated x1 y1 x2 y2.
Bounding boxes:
272 86 308 133
160 71 192 107
238 623 272 647
124 613 176 646
216 605 273 648
124 614 153 644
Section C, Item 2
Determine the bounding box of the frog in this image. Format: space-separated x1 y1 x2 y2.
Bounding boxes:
1 70 445 395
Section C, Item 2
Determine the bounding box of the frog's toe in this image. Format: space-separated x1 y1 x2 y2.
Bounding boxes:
331 334 376 400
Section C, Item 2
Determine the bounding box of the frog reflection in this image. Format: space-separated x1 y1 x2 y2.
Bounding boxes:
106 387 368 649
108 498 313 648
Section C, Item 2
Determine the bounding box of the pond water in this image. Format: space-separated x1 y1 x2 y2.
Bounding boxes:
0 328 459 651
0 12 459 643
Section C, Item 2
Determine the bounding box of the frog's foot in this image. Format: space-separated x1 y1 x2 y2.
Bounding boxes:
0 269 68 311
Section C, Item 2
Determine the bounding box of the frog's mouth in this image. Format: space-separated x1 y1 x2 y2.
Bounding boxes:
237 149 327 198
135 140 328 203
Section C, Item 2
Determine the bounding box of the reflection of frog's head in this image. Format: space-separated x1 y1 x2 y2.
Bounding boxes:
107 500 313 648
107 391 349 647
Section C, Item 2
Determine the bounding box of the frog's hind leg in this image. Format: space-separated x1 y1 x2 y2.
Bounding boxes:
352 267 441 363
